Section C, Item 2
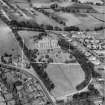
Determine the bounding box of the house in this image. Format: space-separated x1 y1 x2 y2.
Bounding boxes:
88 55 96 61
91 60 100 65
34 38 60 50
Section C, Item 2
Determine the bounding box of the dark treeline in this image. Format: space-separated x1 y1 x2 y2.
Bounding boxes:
58 38 101 90
64 26 80 31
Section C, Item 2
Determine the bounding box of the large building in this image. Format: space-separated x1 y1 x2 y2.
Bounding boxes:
34 38 60 50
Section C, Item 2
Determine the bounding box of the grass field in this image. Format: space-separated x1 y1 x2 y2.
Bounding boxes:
56 12 81 26
18 31 42 49
10 1 105 31
76 13 104 30
92 6 105 14
54 11 104 30
90 13 105 22
79 14 103 24
45 63 85 98
0 20 21 56
34 10 62 27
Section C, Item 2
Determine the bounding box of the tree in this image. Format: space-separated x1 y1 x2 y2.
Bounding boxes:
54 26 62 31
50 3 58 9
45 24 53 30
27 0 32 7
72 0 78 3
64 26 80 31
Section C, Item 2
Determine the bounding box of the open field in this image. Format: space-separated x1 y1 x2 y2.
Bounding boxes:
94 29 105 39
45 63 85 98
78 14 103 30
92 6 105 14
56 12 81 26
18 31 40 41
18 31 42 49
13 0 55 8
53 11 104 30
90 13 105 22
34 10 62 27
78 14 104 29
0 19 21 56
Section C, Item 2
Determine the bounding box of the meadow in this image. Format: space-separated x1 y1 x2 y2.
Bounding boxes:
46 63 85 98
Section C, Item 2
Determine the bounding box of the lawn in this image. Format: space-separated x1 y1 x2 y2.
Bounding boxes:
45 63 85 98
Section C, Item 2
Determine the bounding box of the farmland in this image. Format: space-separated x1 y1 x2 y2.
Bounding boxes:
45 8 105 30
34 10 62 27
56 11 104 29
77 14 104 30
55 12 81 26
8 1 105 31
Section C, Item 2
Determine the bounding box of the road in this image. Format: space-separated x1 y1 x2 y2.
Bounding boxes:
56 78 93 101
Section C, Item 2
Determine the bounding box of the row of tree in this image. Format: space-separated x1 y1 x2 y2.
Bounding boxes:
10 16 105 32
58 38 101 91
10 19 82 32
10 19 63 31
